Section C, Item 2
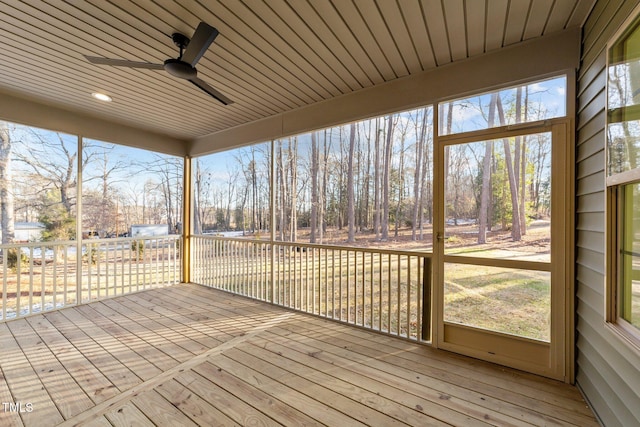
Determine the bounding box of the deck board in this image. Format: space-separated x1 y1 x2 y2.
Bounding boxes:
273 318 597 425
6 318 94 419
0 284 597 426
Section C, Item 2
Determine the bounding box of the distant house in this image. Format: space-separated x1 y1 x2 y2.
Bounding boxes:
14 222 45 242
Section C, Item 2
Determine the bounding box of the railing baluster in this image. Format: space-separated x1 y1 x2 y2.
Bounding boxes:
2 250 7 320
185 236 430 343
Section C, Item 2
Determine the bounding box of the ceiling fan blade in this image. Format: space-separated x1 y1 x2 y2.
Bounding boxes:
189 77 233 105
84 55 164 70
182 22 219 66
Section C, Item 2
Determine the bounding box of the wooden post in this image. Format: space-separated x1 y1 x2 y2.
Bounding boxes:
182 156 192 284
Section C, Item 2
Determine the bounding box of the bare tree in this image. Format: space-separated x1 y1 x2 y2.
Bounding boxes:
373 119 382 240
478 94 497 244
14 130 81 216
412 111 425 240
381 115 395 241
310 132 319 243
0 122 14 244
347 123 356 242
289 137 298 242
496 96 522 241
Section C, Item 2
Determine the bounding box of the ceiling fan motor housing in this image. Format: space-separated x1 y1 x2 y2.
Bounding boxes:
164 58 197 79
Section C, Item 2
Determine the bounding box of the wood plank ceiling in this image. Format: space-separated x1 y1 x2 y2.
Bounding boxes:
0 0 595 141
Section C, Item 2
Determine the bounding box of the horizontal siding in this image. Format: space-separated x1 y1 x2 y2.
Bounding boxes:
576 151 605 181
576 247 606 276
576 0 640 425
576 229 605 252
576 192 605 213
577 129 605 163
576 211 605 233
577 171 606 196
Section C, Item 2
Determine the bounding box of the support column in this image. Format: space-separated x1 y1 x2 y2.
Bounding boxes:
182 156 192 283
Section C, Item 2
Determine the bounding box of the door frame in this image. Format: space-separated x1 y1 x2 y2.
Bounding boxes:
430 118 572 381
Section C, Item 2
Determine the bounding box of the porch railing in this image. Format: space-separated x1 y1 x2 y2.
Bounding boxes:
191 235 431 341
0 235 181 321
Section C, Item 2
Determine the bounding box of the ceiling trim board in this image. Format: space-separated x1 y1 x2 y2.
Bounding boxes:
0 89 188 157
190 28 580 157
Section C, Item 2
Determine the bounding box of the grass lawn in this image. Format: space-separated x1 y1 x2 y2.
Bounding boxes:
444 263 550 341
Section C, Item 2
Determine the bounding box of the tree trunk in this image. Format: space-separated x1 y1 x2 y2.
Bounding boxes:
412 111 425 240
478 94 498 243
0 122 15 244
496 97 522 241
320 129 331 243
374 118 381 240
310 132 319 243
347 123 356 243
394 124 407 238
363 123 371 231
289 138 298 242
381 115 394 241
277 142 285 241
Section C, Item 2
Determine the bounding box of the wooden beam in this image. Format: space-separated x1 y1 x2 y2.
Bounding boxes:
190 28 580 157
0 90 188 157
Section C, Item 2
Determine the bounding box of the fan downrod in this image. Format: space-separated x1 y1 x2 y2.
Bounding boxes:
164 32 196 79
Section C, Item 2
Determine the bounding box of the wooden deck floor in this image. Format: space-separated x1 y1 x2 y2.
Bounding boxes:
0 283 597 426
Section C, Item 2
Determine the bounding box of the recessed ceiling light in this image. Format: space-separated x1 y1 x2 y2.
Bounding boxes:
91 92 112 102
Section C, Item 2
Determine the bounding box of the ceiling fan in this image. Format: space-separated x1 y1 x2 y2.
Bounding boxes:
84 22 233 105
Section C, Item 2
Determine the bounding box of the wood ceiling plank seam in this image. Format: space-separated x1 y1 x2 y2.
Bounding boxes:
0 0 130 58
2 1 316 135
484 0 509 51
133 0 307 110
330 0 397 81
0 49 246 138
141 0 194 24
195 49 304 112
269 0 363 93
464 0 487 58
352 0 410 78
40 0 173 65
503 0 533 46
0 3 266 126
0 19 238 131
244 0 349 95
78 0 256 117
216 3 330 103
395 0 437 71
0 70 199 139
442 0 468 62
10 2 199 114
522 0 554 40
375 0 423 75
197 40 312 110
0 10 171 102
543 0 578 34
307 0 384 86
566 0 598 28
191 0 323 105
128 0 194 36
223 0 337 99
422 0 451 66
0 77 203 139
146 0 317 106
288 0 373 88
87 0 181 50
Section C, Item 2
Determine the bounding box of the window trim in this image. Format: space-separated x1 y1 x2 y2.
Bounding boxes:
606 185 640 350
605 4 640 350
